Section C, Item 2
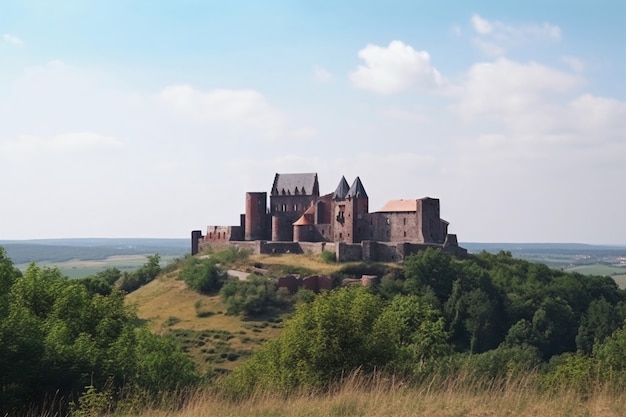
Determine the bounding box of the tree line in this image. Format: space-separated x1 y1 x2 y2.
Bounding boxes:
222 248 626 395
0 248 198 416
3 244 626 414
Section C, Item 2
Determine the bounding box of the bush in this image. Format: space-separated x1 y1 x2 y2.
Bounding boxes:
220 277 282 316
320 250 337 263
224 288 449 395
116 255 161 293
180 258 227 294
208 247 251 265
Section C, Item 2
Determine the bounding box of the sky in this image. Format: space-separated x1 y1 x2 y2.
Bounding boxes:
0 0 625 244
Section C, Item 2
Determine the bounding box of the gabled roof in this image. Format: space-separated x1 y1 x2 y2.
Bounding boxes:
378 199 417 212
347 176 368 198
333 176 350 200
271 173 319 196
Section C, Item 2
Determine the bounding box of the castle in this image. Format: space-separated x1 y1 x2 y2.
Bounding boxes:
191 173 467 262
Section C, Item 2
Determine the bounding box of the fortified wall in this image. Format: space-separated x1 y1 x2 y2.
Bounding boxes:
192 172 467 262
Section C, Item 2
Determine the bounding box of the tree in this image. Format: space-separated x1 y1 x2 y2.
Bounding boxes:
226 288 450 394
0 255 199 415
576 297 623 353
404 248 459 302
180 257 226 294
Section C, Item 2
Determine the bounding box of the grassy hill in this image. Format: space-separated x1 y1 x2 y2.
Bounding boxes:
125 253 348 373
123 250 626 417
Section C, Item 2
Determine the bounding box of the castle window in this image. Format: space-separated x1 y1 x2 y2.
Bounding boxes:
339 233 343 239
404 231 407 237
281 204 287 212
293 204 297 211
386 217 390 225
209 232 212 239
403 218 406 225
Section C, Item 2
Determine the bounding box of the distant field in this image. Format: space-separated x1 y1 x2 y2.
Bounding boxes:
565 264 626 276
16 254 181 279
612 274 626 289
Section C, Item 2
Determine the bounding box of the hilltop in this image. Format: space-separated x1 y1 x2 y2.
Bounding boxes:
125 252 354 372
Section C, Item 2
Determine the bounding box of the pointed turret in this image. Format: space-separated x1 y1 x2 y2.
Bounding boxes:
347 177 368 198
333 176 350 200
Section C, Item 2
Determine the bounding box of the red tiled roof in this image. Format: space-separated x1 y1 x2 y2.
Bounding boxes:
378 199 417 212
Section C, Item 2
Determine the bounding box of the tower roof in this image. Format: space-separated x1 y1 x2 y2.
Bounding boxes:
332 176 350 199
347 176 368 198
293 204 316 225
271 173 319 196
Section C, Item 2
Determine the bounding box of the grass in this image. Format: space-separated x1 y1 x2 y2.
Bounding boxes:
247 253 344 276
612 274 626 289
565 263 626 277
114 371 626 417
125 268 284 373
15 254 180 279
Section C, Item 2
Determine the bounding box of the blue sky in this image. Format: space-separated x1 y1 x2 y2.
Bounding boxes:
1 0 625 244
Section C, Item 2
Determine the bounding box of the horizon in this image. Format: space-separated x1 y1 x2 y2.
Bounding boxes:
1 1 624 244
1 237 625 248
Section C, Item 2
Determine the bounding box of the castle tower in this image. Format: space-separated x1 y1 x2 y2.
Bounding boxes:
332 176 369 243
245 192 268 241
269 173 319 241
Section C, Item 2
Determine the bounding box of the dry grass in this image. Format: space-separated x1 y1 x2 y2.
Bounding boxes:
125 372 626 417
125 271 284 372
248 253 343 276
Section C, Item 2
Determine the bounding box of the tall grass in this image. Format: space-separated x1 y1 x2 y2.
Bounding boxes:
111 370 625 417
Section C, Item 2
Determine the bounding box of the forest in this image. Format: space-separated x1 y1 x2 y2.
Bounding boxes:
1 245 626 416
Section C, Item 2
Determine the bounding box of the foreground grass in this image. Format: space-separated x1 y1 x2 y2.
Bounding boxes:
115 372 625 417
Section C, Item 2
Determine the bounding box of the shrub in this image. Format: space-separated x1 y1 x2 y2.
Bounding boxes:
209 247 251 265
220 277 283 316
180 258 227 294
321 250 337 263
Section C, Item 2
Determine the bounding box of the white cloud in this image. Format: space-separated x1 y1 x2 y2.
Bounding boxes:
456 58 583 129
470 14 561 57
158 84 290 140
471 14 493 34
569 94 626 135
349 40 443 94
313 66 333 83
2 33 24 47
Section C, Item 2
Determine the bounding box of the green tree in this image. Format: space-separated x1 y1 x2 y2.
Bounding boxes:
117 255 161 293
180 257 226 294
226 288 450 394
372 294 450 371
220 276 286 316
404 248 459 302
576 297 622 353
0 254 199 415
